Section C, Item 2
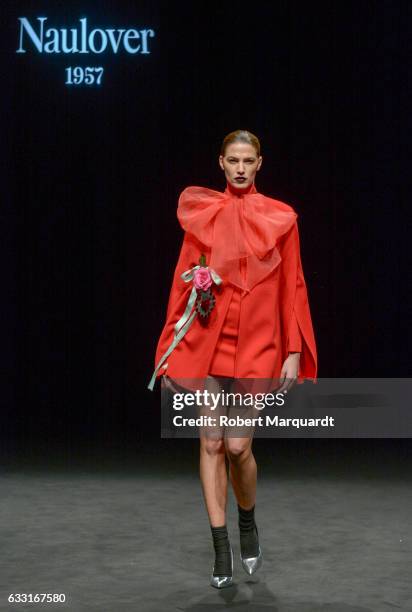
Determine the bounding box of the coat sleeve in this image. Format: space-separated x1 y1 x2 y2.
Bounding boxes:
279 219 318 381
287 310 302 352
153 231 202 380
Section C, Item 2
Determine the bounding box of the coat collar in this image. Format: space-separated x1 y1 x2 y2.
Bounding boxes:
224 180 258 197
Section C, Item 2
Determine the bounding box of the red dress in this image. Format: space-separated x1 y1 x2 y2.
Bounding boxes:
208 256 302 377
208 261 243 377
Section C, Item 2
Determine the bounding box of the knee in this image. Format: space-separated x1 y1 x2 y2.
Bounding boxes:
225 441 250 462
200 436 225 457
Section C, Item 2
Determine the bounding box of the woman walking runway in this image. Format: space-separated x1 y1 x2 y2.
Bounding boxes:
149 129 317 587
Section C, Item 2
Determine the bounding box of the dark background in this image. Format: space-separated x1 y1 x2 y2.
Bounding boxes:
2 1 411 468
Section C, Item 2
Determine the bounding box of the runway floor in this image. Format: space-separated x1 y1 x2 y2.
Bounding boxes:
0 440 411 612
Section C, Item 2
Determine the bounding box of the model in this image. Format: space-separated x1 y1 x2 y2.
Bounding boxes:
148 129 318 588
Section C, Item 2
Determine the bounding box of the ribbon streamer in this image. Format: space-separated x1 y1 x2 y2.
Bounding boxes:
147 265 222 390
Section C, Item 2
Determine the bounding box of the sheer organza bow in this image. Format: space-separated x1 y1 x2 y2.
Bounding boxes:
177 183 297 293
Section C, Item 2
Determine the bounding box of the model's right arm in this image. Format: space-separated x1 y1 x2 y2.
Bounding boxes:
162 232 199 319
153 232 203 375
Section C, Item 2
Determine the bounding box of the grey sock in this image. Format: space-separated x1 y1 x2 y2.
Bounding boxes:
210 524 232 576
238 504 259 557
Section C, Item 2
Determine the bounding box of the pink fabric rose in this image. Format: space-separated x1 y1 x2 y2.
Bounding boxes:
193 267 213 291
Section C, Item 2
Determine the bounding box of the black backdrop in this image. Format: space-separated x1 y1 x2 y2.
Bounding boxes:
2 1 411 458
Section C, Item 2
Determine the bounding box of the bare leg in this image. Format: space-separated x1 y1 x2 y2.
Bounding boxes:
225 436 256 510
199 376 227 526
199 435 227 525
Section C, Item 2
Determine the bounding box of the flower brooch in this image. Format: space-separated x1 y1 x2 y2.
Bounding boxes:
193 254 218 317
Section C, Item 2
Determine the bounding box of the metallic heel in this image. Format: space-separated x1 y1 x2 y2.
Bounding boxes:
240 526 263 575
210 545 234 588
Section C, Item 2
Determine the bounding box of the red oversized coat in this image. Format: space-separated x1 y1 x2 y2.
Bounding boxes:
148 182 317 390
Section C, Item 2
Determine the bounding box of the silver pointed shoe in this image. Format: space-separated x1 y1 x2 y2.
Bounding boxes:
240 545 263 575
240 526 263 575
210 545 234 588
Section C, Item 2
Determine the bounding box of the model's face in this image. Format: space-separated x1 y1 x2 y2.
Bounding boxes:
219 142 262 190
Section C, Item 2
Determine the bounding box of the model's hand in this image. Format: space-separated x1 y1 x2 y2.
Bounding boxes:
277 353 300 394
